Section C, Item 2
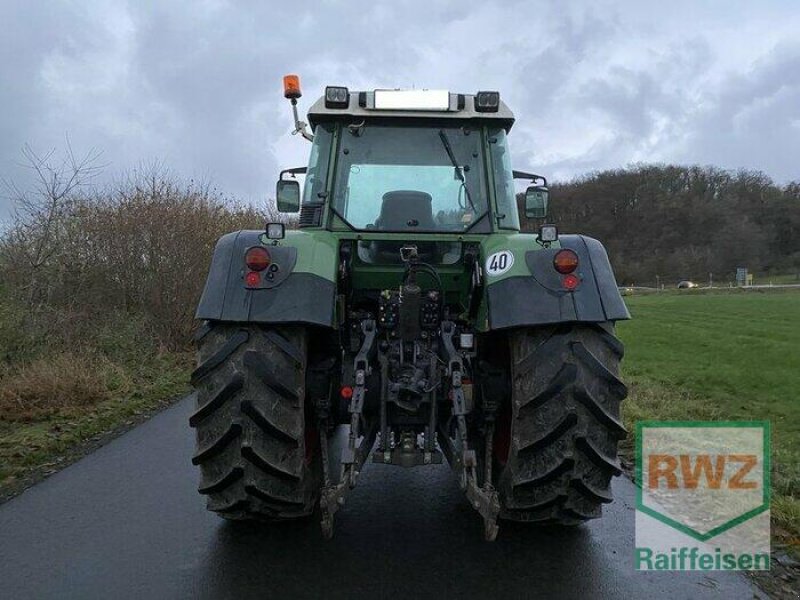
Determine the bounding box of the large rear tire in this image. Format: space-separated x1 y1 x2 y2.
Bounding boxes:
495 322 627 524
189 322 321 520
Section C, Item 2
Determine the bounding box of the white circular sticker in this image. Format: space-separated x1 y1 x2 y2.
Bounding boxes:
485 250 514 276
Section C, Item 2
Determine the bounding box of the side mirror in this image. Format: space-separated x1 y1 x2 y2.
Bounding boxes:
276 179 300 213
525 185 549 218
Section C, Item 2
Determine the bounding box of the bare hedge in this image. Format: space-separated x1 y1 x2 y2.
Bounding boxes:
1 164 270 349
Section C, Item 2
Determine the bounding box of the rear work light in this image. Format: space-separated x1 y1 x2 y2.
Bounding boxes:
475 91 500 112
245 246 271 271
325 86 350 108
265 222 285 240
538 224 558 243
553 249 579 274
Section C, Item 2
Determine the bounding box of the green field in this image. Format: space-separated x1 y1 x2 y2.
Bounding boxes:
617 289 800 550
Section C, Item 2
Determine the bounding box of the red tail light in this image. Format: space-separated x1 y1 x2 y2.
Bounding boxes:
553 249 579 274
245 271 261 287
245 247 271 271
562 274 580 290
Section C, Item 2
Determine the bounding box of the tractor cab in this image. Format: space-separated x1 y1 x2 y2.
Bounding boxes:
276 80 549 243
275 79 552 321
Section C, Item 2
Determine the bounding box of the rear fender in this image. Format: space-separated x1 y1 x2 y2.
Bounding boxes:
482 234 629 330
195 230 338 327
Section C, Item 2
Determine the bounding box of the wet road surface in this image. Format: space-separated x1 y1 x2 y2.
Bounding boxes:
0 396 764 599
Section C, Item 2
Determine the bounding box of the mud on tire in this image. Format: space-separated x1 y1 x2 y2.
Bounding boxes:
189 322 321 520
497 322 627 524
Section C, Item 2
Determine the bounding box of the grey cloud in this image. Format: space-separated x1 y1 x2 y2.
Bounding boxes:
677 41 800 179
1 0 799 221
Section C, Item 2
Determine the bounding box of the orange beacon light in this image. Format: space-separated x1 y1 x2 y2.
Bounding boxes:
283 74 302 99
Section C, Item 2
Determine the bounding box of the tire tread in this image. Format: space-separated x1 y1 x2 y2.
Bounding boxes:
498 322 627 524
190 323 319 521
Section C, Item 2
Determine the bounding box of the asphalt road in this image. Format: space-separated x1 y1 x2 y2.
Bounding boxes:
0 396 764 600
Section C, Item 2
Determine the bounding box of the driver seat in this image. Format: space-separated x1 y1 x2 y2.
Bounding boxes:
374 190 436 230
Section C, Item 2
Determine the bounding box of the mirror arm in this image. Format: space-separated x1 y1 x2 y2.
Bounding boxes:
280 166 307 180
513 170 548 187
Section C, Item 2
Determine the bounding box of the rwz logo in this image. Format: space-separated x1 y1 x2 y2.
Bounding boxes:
648 454 759 490
635 421 770 548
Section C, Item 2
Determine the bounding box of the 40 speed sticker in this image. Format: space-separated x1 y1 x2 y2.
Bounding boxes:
485 250 514 276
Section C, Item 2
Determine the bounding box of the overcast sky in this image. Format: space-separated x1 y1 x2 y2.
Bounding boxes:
1 0 799 219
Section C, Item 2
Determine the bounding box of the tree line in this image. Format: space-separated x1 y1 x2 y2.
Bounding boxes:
521 164 800 286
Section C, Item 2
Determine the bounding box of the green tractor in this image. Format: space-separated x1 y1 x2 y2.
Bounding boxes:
190 76 630 540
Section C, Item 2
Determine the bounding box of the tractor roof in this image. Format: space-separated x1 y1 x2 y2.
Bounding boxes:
307 90 515 131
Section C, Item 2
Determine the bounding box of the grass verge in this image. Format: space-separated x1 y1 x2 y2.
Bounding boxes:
0 350 190 500
617 288 800 559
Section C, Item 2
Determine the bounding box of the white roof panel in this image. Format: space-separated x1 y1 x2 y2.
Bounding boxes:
373 89 450 111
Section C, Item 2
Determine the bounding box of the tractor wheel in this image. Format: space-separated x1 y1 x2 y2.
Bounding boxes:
495 322 628 524
189 322 321 520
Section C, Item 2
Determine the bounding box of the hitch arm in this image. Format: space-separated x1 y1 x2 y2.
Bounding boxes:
319 319 377 538
440 321 500 541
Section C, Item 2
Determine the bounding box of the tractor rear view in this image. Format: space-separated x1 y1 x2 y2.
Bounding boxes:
190 76 630 540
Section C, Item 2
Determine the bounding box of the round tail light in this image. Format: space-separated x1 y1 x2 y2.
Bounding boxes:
245 271 261 287
553 249 579 274
245 247 271 271
562 274 580 290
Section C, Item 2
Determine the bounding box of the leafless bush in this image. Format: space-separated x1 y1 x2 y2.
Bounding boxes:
0 143 104 306
1 153 273 350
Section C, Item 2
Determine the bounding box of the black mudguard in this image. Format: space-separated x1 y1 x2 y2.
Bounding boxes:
486 235 629 330
195 230 336 327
